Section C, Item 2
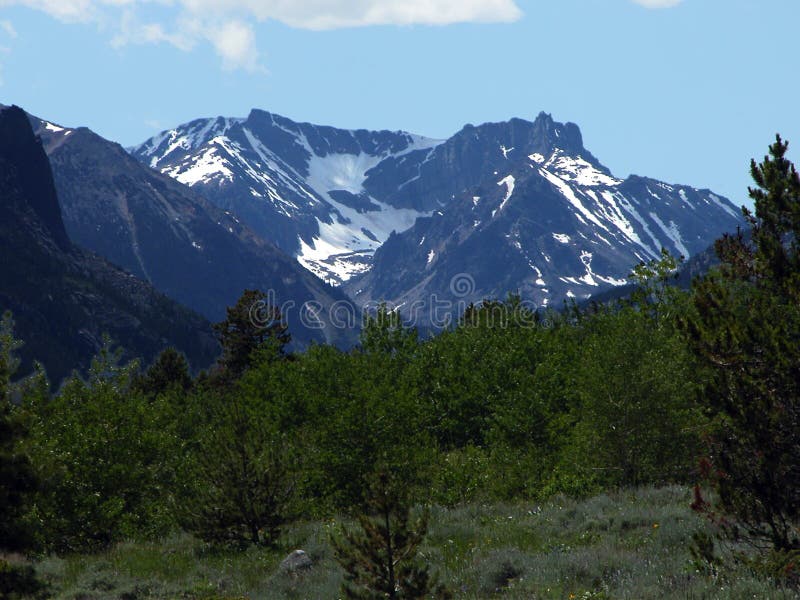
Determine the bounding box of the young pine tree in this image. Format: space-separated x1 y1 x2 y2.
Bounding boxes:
332 471 451 600
179 381 295 547
685 136 800 558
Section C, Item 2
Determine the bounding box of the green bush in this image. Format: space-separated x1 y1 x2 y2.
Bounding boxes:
25 345 179 553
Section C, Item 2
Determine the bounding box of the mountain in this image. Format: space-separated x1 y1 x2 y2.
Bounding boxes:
131 109 443 285
0 105 218 383
342 113 744 324
30 113 355 347
134 111 744 319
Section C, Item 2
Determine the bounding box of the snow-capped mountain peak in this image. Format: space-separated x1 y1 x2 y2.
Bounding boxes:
132 109 443 284
337 114 744 323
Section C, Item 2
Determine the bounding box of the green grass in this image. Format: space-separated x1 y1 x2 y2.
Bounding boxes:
32 486 798 599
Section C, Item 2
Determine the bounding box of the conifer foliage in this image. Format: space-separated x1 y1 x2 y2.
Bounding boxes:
181 290 295 547
180 408 294 547
213 289 290 379
332 471 451 599
686 135 800 556
0 312 44 598
134 347 193 397
0 312 35 553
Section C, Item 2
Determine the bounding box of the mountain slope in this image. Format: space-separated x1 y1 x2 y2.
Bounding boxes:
0 105 218 382
343 113 744 323
32 114 355 347
131 109 443 284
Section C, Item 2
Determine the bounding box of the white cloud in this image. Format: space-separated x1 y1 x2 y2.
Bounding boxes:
206 19 261 72
0 0 95 23
111 9 196 52
176 0 524 29
110 11 262 71
631 0 683 8
0 20 18 38
0 0 523 71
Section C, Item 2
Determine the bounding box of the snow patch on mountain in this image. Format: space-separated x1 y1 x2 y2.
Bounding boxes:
43 121 70 135
548 151 622 187
708 192 741 219
529 153 545 164
540 167 611 232
492 175 516 217
297 237 371 283
166 140 236 186
563 251 627 288
299 198 427 282
650 212 690 258
306 150 383 200
294 132 436 281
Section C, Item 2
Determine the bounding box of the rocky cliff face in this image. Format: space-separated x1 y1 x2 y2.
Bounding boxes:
0 105 218 382
0 106 70 251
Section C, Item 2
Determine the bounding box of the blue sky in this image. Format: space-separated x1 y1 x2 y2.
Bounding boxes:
0 0 797 208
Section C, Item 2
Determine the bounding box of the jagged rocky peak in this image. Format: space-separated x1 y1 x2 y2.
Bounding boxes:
134 115 240 169
450 111 587 162
136 108 435 177
531 111 583 149
0 105 70 250
343 110 744 324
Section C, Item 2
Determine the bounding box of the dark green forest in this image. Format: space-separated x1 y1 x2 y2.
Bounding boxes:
2 137 799 598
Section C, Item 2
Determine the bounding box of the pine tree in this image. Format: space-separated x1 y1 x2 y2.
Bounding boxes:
180 386 295 547
744 135 800 301
134 347 193 398
685 136 800 556
332 471 451 600
213 289 290 380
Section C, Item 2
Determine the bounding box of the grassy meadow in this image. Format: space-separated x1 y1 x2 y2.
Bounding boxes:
32 486 793 600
